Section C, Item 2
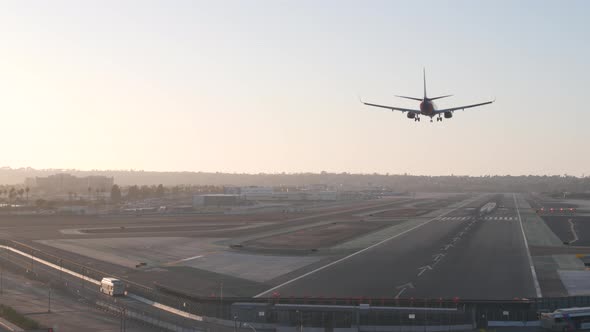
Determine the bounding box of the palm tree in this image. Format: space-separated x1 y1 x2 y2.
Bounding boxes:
8 187 16 203
25 186 30 203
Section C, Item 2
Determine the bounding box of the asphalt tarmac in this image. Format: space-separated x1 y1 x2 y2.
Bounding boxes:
255 194 537 300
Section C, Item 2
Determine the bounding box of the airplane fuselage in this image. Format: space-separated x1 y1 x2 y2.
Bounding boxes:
419 99 436 116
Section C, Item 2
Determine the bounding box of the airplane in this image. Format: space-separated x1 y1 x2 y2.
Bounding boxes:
361 69 494 122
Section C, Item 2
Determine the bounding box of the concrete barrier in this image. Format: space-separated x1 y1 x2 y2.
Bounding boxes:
359 325 473 332
487 320 541 327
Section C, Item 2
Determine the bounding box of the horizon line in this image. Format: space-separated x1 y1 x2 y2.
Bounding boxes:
0 166 586 179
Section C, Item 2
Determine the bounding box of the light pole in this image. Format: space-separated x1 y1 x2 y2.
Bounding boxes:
120 306 126 332
243 323 257 332
0 248 3 296
220 281 224 317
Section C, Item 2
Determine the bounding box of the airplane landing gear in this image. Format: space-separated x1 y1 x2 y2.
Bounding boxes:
414 117 421 122
436 116 442 122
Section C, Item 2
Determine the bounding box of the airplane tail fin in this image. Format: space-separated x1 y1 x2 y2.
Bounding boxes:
423 68 427 99
429 94 453 101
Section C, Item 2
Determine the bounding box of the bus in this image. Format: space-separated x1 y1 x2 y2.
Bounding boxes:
99 277 125 296
541 307 590 331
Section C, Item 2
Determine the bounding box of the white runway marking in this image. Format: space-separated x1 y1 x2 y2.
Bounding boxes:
254 197 477 298
417 265 432 277
568 219 579 244
433 253 445 262
395 287 407 298
513 193 542 298
177 255 204 262
394 282 414 299
442 244 454 251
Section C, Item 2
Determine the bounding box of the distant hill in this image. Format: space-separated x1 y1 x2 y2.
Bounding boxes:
1 167 589 193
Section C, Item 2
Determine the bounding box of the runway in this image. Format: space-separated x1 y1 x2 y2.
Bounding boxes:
0 193 549 299
255 194 538 300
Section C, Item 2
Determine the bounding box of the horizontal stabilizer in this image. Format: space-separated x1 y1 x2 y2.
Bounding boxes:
429 94 453 101
395 95 423 101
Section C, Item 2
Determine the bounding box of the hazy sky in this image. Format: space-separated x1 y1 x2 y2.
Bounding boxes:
1 1 589 176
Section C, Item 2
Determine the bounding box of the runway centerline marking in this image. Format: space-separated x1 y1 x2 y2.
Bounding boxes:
417 265 432 277
395 288 407 298
253 197 477 298
394 282 415 298
513 193 542 298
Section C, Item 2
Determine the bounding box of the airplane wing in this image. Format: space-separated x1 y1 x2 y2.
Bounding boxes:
434 100 494 114
361 99 420 113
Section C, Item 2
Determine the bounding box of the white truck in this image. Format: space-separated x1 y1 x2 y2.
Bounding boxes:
99 277 125 296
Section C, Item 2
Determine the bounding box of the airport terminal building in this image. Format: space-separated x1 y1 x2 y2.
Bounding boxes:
26 173 114 196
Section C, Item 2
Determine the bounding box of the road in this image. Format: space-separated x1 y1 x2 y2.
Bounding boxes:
257 194 537 300
0 248 204 331
0 268 158 332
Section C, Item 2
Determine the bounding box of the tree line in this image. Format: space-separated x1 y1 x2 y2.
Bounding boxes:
0 186 30 203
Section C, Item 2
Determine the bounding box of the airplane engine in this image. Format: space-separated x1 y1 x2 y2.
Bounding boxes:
444 111 453 119
407 113 415 119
